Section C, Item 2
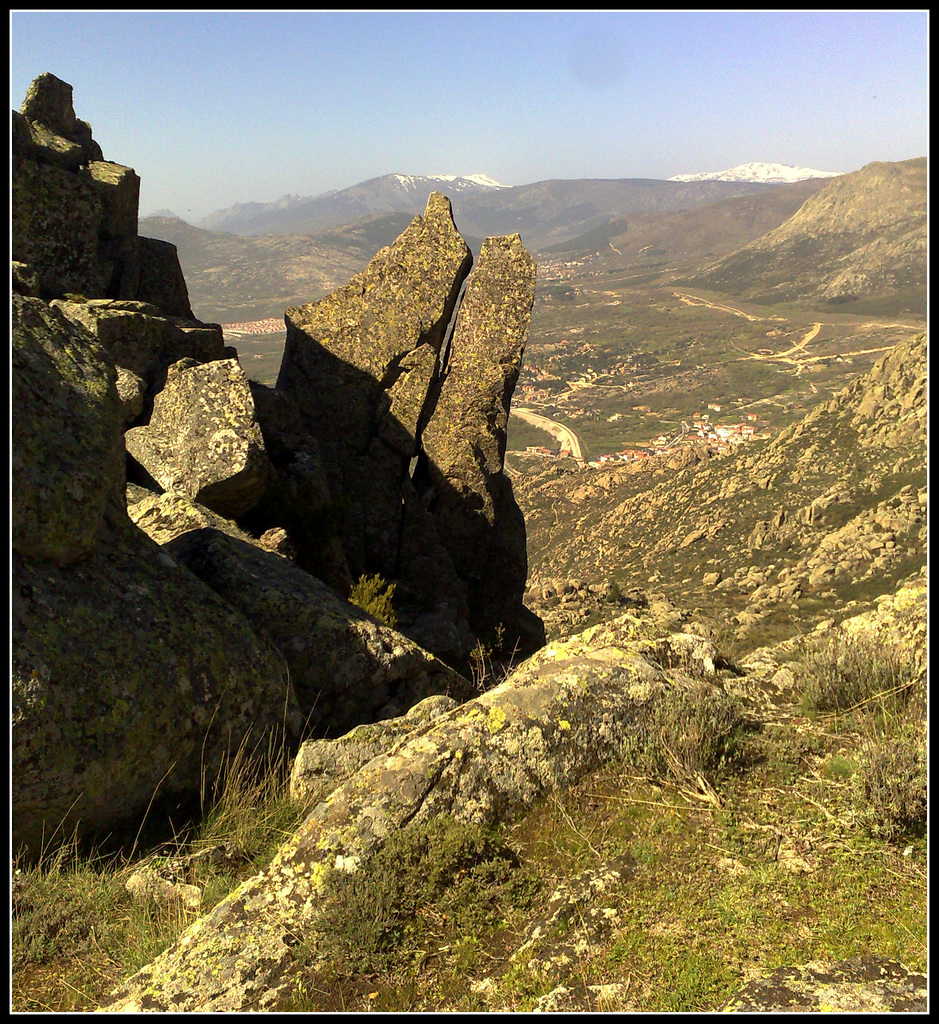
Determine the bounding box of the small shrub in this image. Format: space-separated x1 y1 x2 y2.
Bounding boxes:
853 726 927 842
624 682 749 790
798 634 921 722
312 817 540 976
348 574 397 629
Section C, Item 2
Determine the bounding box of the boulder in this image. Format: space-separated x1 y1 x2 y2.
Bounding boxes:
289 694 459 804
12 294 124 564
159 525 473 733
99 618 729 1011
723 956 926 1012
277 191 472 582
125 358 271 518
420 233 543 653
50 299 223 392
12 498 300 856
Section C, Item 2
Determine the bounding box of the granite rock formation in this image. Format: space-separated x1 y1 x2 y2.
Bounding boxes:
99 618 723 1011
274 196 544 663
12 74 545 853
13 73 193 316
12 296 300 853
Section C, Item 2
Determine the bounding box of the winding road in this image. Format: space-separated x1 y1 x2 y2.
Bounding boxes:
512 407 587 463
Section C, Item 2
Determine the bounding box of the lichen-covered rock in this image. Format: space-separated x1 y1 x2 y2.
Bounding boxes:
722 955 927 1012
13 158 108 297
160 526 473 732
98 617 731 1012
421 233 542 653
277 191 472 581
289 694 459 804
127 490 259 547
13 74 197 319
12 503 299 856
50 299 224 392
114 366 146 424
125 358 271 518
12 294 124 564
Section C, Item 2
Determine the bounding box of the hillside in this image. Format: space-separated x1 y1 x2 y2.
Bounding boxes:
517 332 926 652
138 215 407 323
544 177 829 266
685 158 926 316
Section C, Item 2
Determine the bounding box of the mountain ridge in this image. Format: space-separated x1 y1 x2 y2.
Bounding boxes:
669 161 843 183
187 173 782 248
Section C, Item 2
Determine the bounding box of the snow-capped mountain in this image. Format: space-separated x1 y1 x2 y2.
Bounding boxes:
198 173 509 235
393 173 508 190
669 162 842 184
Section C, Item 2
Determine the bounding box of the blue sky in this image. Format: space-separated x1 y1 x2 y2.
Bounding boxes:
10 10 929 221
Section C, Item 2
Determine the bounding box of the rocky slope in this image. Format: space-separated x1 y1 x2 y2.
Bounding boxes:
687 158 926 315
518 331 926 651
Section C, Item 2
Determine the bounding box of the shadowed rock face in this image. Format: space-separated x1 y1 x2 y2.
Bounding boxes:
421 233 540 650
273 194 543 663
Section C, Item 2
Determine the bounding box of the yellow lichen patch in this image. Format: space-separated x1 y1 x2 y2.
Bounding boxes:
487 706 509 734
558 720 571 732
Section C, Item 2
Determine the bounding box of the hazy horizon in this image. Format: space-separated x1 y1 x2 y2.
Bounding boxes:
10 11 928 221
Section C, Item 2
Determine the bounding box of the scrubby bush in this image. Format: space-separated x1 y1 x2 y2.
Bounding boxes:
349 573 397 629
313 817 540 975
798 633 921 720
853 725 927 842
624 682 749 790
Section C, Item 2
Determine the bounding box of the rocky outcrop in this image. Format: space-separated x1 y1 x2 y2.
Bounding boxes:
722 955 927 1012
50 298 225 393
128 493 471 735
125 358 271 518
11 73 543 858
12 496 300 855
271 195 543 663
12 295 124 564
420 234 539 650
100 618 722 1011
158 525 473 733
13 73 192 317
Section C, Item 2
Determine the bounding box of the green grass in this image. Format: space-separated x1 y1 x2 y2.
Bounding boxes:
11 734 310 1013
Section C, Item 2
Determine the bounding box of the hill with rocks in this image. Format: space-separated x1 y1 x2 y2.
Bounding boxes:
685 158 926 316
518 331 926 651
11 74 926 1014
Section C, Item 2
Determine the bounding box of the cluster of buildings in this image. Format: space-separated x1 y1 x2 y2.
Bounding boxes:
220 317 284 335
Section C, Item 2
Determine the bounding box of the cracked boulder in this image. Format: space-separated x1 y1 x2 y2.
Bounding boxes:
125 357 271 518
420 232 543 654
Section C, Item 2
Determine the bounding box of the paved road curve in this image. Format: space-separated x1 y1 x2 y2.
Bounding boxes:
512 407 587 463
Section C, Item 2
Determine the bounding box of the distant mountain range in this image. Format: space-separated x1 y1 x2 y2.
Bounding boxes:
668 162 843 184
172 173 787 251
141 158 924 323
